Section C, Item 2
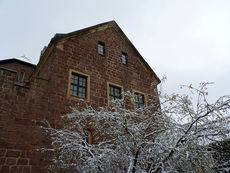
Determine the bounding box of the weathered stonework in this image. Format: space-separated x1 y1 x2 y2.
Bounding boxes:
0 21 160 172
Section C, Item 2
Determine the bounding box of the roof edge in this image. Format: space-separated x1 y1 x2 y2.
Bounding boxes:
0 58 36 68
109 21 161 83
50 20 115 44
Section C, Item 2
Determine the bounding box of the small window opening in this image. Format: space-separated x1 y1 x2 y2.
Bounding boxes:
18 71 24 81
98 42 105 55
122 52 127 65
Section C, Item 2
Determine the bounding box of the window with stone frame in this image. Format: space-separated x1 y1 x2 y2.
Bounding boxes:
134 92 145 109
70 73 87 98
98 41 105 55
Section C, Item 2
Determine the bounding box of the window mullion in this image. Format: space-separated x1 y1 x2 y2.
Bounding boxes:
77 75 80 97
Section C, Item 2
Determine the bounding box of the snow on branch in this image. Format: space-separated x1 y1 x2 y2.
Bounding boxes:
41 82 230 173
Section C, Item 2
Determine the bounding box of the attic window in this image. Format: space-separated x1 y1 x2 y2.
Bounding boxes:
122 52 127 65
98 42 105 55
18 71 25 81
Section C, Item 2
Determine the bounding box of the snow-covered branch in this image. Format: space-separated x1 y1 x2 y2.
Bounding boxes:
42 82 230 173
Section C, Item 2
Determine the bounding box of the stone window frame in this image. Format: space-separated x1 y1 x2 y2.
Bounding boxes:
132 90 147 109
107 82 124 106
67 69 90 101
98 41 105 56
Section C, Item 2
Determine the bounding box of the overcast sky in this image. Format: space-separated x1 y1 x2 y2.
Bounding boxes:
0 0 229 101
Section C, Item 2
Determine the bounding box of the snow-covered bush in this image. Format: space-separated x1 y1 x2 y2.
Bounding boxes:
42 82 230 173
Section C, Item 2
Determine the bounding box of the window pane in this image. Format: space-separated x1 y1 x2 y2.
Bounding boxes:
79 87 86 98
82 88 86 95
70 89 77 97
109 86 114 96
82 78 86 86
79 77 86 87
140 95 144 103
115 88 120 97
71 75 78 84
79 92 83 98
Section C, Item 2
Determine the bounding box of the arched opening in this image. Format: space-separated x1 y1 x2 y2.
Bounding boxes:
84 129 93 144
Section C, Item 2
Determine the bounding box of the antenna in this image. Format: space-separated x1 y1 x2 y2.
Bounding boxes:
20 55 31 62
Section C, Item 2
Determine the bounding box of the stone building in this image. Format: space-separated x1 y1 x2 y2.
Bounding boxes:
0 21 160 172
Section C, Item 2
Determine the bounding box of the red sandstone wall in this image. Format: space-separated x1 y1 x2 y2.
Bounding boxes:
39 27 159 115
0 67 51 172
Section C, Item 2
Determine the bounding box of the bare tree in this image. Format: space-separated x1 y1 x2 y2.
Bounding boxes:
42 82 230 173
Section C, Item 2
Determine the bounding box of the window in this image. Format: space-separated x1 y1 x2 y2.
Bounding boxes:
134 92 145 109
109 85 122 101
68 70 90 100
108 84 123 107
98 42 105 55
122 52 127 65
18 71 25 81
70 73 87 98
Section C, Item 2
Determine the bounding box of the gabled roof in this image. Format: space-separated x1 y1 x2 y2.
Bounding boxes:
0 58 36 68
33 21 161 83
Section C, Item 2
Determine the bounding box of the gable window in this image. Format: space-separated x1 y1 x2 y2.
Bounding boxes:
134 92 145 109
70 72 87 98
122 52 127 65
18 71 25 81
98 41 105 55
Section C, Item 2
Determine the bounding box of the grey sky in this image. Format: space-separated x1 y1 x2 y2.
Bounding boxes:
0 0 229 101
